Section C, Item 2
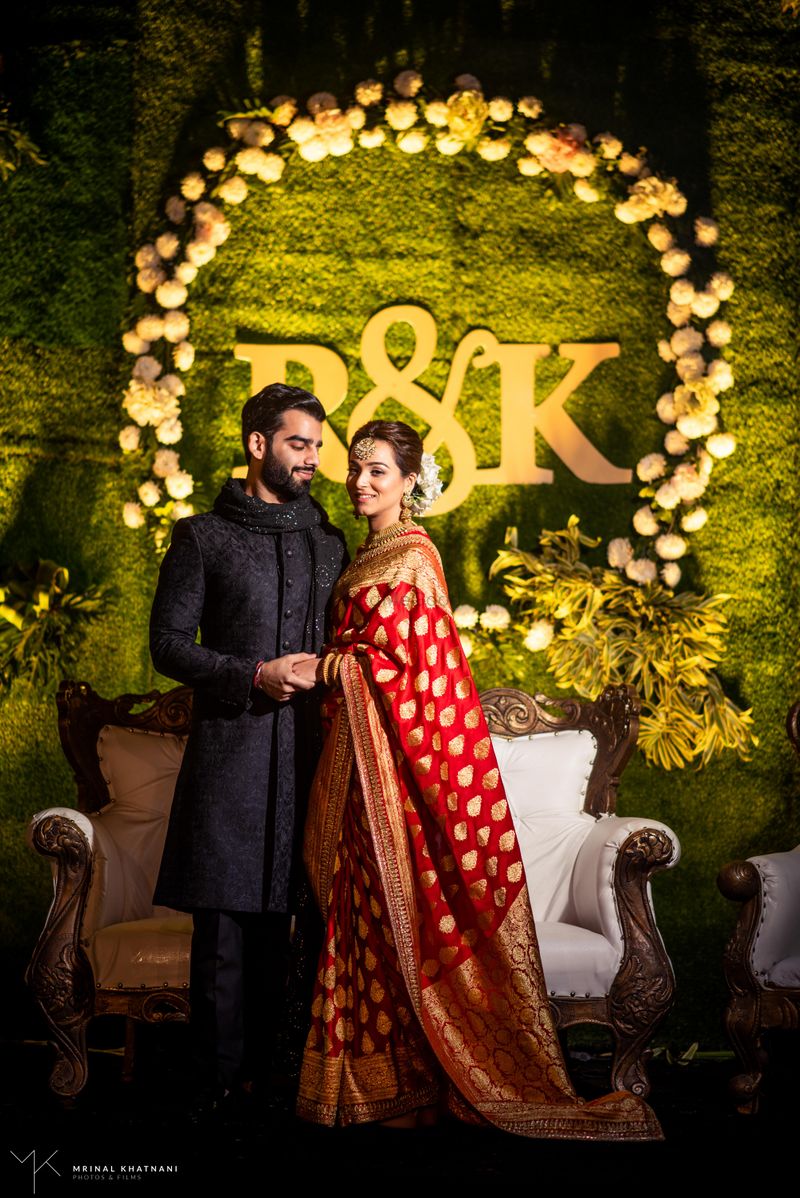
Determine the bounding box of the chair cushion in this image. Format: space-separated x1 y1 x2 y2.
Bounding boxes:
492 730 598 921
82 725 186 932
768 957 800 988
88 915 192 990
749 847 800 985
536 922 621 998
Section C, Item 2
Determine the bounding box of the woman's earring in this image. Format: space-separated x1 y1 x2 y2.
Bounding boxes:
400 489 414 523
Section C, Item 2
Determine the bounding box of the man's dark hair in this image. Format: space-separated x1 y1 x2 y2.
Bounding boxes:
241 383 326 462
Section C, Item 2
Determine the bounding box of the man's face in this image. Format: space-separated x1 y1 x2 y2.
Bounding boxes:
257 409 323 502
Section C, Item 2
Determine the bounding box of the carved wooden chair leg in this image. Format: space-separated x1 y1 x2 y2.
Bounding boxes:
724 994 765 1114
36 996 91 1100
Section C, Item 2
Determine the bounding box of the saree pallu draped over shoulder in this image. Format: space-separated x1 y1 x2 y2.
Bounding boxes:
299 524 661 1140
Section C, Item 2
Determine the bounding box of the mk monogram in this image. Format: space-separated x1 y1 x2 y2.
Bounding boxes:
236 305 631 513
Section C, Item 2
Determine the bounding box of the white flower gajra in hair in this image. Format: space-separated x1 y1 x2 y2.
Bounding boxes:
408 451 443 515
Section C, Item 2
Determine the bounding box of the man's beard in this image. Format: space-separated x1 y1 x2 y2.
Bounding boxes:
260 453 313 502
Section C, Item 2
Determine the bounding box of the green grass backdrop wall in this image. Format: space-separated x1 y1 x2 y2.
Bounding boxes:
1 0 798 1044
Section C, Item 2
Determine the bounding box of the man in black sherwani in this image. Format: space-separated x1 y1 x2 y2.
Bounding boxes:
150 383 346 1109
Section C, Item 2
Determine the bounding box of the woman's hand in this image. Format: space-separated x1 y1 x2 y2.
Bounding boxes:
292 656 323 687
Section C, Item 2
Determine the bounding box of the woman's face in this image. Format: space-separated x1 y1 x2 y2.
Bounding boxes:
346 439 417 531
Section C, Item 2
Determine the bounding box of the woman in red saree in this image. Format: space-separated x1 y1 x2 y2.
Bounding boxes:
294 420 660 1140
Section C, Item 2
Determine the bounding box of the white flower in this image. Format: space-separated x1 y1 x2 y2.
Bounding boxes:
123 502 145 529
633 505 660 536
186 240 216 267
517 95 542 119
257 153 285 183
218 175 248 204
203 146 226 171
226 118 251 140
706 319 731 348
355 79 383 107
135 243 160 269
159 373 185 397
386 100 417 130
459 633 473 658
137 266 166 294
614 201 640 224
647 222 674 252
697 449 714 478
676 351 706 382
477 136 510 161
236 147 275 177
488 96 514 122
307 91 338 115
455 73 482 92
661 563 681 588
670 278 695 306
299 136 328 162
523 620 555 652
676 410 718 438
594 132 622 159
665 430 689 455
618 152 643 176
436 132 464 155
152 448 180 478
691 290 720 319
670 327 704 356
658 340 676 363
165 195 186 223
154 232 179 262
345 105 366 130
288 117 316 145
162 311 189 344
123 330 150 355
568 150 596 178
573 178 599 202
636 452 667 482
694 216 719 246
672 463 708 500
269 95 297 126
123 380 180 427
517 156 544 177
132 354 162 382
243 120 274 147
155 280 189 310
136 315 164 342
706 359 734 393
118 425 140 452
655 533 687 560
424 100 449 127
409 452 443 514
607 537 633 567
681 507 708 532
394 70 423 98
667 301 692 327
358 127 386 149
625 558 657 584
453 604 479 630
524 130 551 156
706 432 736 459
656 392 677 424
661 248 691 277
165 470 194 500
194 200 224 223
173 341 195 371
709 271 734 300
171 500 194 520
397 129 427 154
180 172 205 201
155 415 183 444
479 604 511 631
654 480 682 510
327 132 354 157
196 216 231 247
174 261 198 285
138 480 161 507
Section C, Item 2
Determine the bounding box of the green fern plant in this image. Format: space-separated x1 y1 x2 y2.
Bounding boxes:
481 518 756 770
0 561 108 689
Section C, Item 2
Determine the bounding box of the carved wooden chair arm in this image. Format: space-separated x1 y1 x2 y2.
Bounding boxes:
717 859 761 905
27 808 95 948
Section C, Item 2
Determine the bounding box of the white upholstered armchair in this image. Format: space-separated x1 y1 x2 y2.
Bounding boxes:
481 685 681 1098
26 682 193 1099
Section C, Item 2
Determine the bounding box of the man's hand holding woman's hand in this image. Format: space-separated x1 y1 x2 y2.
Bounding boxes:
258 653 319 701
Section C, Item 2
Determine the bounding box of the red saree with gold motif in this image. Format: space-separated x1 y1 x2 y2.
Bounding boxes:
298 523 661 1140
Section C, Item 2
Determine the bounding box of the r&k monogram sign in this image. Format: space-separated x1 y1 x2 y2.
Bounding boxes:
236 305 631 514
